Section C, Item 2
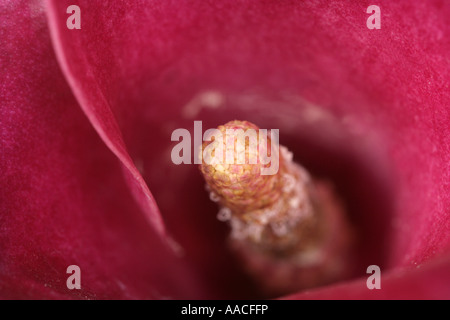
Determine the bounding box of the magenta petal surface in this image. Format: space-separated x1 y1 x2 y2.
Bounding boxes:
1 0 449 299
0 0 203 299
284 254 450 299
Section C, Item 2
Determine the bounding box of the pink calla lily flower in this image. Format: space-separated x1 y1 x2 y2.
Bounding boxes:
0 0 449 299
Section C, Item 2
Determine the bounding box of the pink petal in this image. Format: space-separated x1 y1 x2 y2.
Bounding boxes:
46 1 167 240
0 0 205 299
5 0 448 298
284 253 450 299
44 0 449 298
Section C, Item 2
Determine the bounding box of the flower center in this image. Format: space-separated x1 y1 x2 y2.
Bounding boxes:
199 120 356 296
